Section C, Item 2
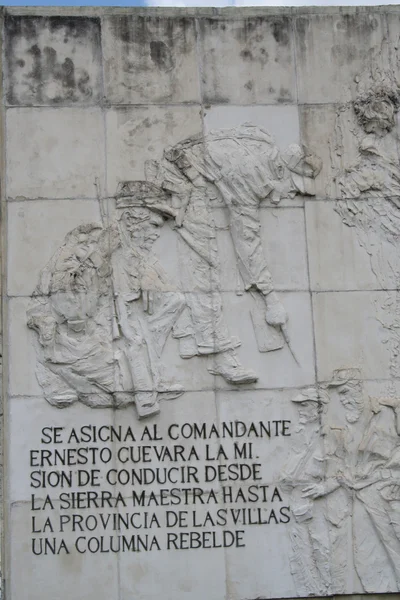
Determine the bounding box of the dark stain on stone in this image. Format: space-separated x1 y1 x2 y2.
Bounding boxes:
240 49 254 61
244 80 253 91
22 44 81 103
111 15 193 56
150 40 174 71
339 13 380 35
203 92 231 104
5 15 101 105
277 86 292 102
295 17 308 56
62 57 76 89
271 19 290 46
332 43 358 64
234 18 263 43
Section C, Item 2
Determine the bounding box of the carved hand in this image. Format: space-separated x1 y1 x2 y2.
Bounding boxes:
337 474 354 490
265 291 288 327
301 483 326 499
150 203 178 220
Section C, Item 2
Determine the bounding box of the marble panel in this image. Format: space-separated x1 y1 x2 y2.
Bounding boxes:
4 15 102 106
105 105 202 195
216 388 302 481
119 531 226 600
204 104 300 150
214 291 315 390
9 502 119 600
112 391 220 498
103 15 200 104
313 291 393 382
6 107 105 200
305 199 383 292
198 16 296 105
8 396 116 503
299 103 360 201
7 199 102 297
214 207 309 292
294 12 389 104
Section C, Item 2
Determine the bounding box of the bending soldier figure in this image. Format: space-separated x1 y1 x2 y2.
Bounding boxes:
143 124 321 377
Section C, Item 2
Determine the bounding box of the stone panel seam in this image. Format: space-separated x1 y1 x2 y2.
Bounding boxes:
304 202 319 387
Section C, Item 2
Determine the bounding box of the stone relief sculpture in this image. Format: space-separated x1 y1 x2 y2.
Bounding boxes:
281 387 332 596
27 194 185 419
144 124 321 368
331 70 400 377
280 66 400 594
27 124 321 418
333 71 400 278
282 369 400 594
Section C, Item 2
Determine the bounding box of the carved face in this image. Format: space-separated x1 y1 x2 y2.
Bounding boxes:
338 383 364 423
74 233 92 260
28 315 57 346
357 98 396 136
121 209 164 251
297 400 319 424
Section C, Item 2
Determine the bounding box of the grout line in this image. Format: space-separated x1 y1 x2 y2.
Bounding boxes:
4 100 358 110
8 194 400 204
9 376 400 401
5 289 397 300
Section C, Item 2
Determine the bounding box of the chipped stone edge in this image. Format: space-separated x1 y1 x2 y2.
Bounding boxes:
5 5 400 18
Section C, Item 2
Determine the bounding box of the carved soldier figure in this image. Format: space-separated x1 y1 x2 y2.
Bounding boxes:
338 77 400 200
302 370 400 593
27 187 186 419
27 223 117 408
281 387 332 596
143 124 321 376
117 179 258 385
111 183 186 417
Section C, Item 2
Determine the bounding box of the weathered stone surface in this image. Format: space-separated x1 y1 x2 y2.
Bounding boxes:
4 6 400 600
305 200 380 291
199 16 296 104
294 12 390 104
313 291 391 381
6 107 104 199
105 105 202 194
5 15 102 106
103 15 201 104
7 199 102 296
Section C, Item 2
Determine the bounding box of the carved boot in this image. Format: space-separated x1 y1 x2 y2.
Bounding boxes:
157 380 185 401
208 350 258 384
135 391 160 419
178 335 198 359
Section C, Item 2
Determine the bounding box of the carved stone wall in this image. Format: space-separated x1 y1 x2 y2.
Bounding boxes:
3 5 400 600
